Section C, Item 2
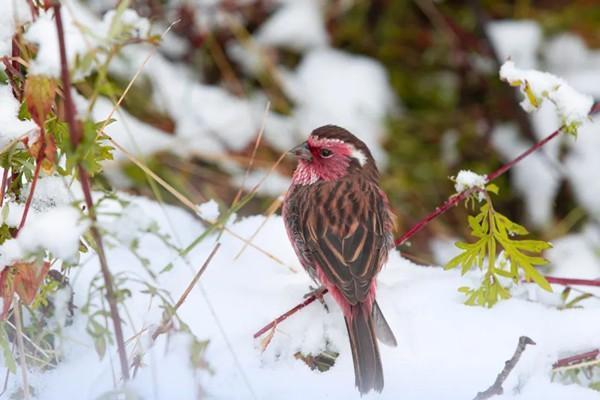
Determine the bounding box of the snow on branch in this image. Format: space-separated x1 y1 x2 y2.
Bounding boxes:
499 61 594 132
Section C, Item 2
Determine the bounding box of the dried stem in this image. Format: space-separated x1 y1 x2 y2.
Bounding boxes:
53 2 129 380
473 336 535 400
13 301 30 400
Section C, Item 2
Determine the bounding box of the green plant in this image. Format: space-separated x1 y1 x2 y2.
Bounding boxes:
445 184 553 307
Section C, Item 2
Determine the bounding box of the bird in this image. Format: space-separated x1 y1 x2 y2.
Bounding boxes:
282 125 397 395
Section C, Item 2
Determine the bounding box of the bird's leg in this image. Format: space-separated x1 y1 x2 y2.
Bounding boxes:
304 285 329 312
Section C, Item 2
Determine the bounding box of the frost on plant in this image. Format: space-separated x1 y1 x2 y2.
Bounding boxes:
499 60 594 135
445 184 553 307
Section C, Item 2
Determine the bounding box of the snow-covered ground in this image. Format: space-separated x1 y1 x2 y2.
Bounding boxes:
2 195 596 400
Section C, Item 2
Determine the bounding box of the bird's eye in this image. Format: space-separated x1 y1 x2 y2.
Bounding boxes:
320 148 333 158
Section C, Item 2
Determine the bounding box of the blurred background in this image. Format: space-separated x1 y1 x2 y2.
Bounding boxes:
81 0 600 268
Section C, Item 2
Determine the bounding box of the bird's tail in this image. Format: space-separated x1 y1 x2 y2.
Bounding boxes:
345 304 384 395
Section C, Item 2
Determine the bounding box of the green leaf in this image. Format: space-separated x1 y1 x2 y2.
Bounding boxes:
485 183 499 194
523 265 552 292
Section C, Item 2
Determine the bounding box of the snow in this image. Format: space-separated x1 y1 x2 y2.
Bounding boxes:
24 2 151 79
18 206 89 261
256 0 328 51
487 20 542 69
564 118 600 217
283 48 397 164
454 169 487 193
0 0 31 60
197 199 220 221
499 61 594 128
0 85 37 149
491 123 561 228
4 195 600 399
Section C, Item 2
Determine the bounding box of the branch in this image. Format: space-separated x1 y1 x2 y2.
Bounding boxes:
254 105 599 339
544 276 600 287
553 349 599 370
473 336 535 400
253 289 327 339
53 2 129 380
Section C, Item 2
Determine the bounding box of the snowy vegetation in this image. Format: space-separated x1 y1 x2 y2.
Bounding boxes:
0 1 599 399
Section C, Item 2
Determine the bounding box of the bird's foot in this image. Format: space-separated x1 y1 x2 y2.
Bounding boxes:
304 285 329 312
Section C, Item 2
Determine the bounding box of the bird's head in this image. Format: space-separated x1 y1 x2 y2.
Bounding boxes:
290 125 377 185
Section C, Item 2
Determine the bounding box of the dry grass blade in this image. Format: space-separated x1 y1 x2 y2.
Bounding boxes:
154 242 221 340
231 101 270 207
98 19 180 134
106 131 291 267
234 194 283 261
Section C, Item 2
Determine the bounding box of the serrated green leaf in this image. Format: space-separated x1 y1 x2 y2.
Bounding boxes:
522 264 552 292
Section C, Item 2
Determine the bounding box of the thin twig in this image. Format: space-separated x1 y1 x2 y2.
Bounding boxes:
0 167 9 207
152 243 220 341
544 276 600 287
17 149 44 231
394 125 563 247
253 289 328 339
473 336 535 400
14 301 30 400
53 2 130 380
131 243 220 376
234 195 282 260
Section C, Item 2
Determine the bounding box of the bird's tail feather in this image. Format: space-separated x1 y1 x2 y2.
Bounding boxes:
372 300 397 347
345 305 384 395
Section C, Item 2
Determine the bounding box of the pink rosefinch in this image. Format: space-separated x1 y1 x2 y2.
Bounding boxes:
283 125 397 394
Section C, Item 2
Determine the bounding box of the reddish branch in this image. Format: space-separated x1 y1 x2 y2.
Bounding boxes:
17 140 45 231
255 103 600 339
545 276 600 287
53 2 130 380
253 290 328 339
553 349 599 369
0 168 9 208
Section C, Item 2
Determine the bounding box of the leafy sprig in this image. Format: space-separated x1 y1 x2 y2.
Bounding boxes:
445 184 552 307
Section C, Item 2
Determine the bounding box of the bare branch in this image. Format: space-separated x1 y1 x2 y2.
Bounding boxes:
52 1 129 380
473 336 535 400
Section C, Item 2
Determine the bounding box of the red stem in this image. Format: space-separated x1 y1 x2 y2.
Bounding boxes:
553 349 599 369
0 167 9 208
53 2 129 380
255 103 600 339
545 276 600 287
253 290 328 339
17 150 44 232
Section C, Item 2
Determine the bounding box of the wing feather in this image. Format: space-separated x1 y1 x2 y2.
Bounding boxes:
297 177 390 305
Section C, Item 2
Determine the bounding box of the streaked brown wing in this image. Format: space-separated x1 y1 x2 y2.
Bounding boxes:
299 177 388 305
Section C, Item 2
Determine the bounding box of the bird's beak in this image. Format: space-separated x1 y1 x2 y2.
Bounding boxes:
289 141 312 161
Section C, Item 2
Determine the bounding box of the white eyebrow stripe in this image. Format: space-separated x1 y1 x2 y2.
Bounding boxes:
348 144 367 166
